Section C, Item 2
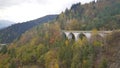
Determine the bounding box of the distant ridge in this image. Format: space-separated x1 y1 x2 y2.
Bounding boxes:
0 15 58 43
0 20 14 29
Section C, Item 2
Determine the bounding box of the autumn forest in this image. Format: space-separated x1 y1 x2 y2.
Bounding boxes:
0 0 120 68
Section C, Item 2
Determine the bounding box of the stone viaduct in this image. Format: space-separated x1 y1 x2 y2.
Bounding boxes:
62 30 112 41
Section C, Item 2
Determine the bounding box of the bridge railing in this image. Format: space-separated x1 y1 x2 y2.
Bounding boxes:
62 30 112 33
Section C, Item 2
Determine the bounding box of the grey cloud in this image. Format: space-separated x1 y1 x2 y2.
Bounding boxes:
0 0 47 9
36 0 48 4
0 0 23 8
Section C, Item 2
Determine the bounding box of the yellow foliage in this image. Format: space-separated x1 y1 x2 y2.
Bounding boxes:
92 28 98 36
76 38 88 46
77 39 83 46
65 40 69 46
82 59 89 68
44 23 50 28
93 41 102 46
54 62 59 68
44 50 59 68
0 54 9 68
69 19 79 30
30 37 37 45
82 37 88 44
83 60 87 64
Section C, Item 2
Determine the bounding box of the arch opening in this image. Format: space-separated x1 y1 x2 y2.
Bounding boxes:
68 33 75 40
78 33 87 40
62 32 67 40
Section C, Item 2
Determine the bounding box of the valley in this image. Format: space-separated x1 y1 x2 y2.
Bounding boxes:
0 0 120 68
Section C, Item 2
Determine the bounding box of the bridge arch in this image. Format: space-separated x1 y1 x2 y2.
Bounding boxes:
77 33 87 40
83 33 92 40
62 32 67 38
68 32 75 40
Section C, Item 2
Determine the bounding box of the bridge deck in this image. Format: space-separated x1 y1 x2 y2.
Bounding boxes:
62 30 112 33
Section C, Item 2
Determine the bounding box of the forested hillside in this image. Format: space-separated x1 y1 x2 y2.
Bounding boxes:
0 15 57 43
0 22 120 68
0 22 104 68
57 0 120 30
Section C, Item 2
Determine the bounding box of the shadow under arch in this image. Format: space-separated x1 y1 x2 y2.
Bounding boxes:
62 32 67 40
68 32 75 40
78 33 87 40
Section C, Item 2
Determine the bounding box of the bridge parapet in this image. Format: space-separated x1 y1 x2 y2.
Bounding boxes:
62 30 112 33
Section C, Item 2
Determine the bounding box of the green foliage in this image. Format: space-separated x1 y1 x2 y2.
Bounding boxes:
0 45 7 54
71 43 95 68
8 61 17 68
99 58 107 68
58 44 73 68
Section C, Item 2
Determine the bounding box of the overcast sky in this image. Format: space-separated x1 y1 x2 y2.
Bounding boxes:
0 0 93 23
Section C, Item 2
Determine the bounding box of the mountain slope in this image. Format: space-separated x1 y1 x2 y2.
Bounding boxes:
57 0 120 30
0 15 58 43
0 20 14 29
